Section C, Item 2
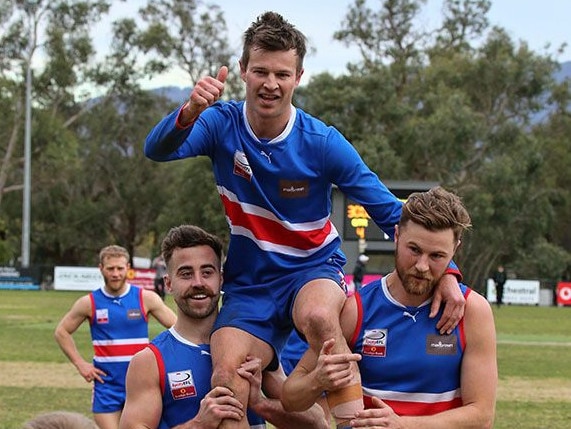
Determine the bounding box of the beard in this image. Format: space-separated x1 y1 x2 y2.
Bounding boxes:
174 290 219 320
395 248 439 297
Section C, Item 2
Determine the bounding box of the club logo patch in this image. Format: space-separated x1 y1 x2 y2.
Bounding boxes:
95 309 109 324
233 150 252 181
168 370 197 400
279 180 309 198
426 334 458 355
361 329 387 357
127 309 142 320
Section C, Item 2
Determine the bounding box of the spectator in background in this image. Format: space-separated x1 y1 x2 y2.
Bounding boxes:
352 254 369 292
54 245 177 429
22 411 99 429
151 255 167 300
493 265 507 307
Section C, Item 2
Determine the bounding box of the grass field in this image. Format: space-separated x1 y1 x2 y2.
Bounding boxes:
1 290 570 428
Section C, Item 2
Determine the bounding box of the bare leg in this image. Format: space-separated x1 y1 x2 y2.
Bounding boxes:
93 411 120 429
211 327 274 429
293 279 363 426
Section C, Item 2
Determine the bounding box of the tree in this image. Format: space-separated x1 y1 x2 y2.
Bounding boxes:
0 0 112 264
300 0 571 288
118 0 243 245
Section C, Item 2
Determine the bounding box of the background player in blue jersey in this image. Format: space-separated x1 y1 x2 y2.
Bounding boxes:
119 224 329 429
55 245 177 429
144 11 464 428
282 187 497 428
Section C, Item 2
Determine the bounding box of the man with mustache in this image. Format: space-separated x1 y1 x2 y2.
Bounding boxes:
119 224 329 429
144 11 465 428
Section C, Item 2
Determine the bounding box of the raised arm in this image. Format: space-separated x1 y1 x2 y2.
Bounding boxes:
144 66 228 161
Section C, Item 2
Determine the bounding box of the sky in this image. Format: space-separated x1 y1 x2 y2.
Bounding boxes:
95 0 570 89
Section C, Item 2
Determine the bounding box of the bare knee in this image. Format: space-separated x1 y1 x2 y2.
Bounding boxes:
211 361 241 392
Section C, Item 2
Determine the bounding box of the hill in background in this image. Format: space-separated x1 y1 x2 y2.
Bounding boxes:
150 61 571 119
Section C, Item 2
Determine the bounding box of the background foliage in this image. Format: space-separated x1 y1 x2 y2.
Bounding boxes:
0 0 570 289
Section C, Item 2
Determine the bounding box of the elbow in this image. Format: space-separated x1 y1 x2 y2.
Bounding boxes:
54 326 66 346
482 410 495 429
471 406 495 429
281 391 311 413
143 140 160 160
280 391 296 412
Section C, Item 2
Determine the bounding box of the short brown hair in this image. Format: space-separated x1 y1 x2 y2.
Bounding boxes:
161 225 224 269
399 187 472 242
241 11 307 73
22 411 99 429
98 245 130 265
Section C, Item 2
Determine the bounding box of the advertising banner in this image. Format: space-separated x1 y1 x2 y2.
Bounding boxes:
486 279 540 305
556 282 571 306
54 266 156 291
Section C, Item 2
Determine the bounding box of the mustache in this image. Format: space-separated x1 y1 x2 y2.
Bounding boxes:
408 270 430 280
181 287 216 299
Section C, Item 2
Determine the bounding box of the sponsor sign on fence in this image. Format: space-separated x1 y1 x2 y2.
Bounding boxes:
54 266 155 291
486 279 540 305
556 282 571 306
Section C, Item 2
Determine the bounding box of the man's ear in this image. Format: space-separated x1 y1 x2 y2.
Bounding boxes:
239 60 247 82
164 275 172 294
295 68 304 86
394 225 399 244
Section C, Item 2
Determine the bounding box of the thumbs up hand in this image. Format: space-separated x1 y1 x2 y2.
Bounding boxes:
179 66 229 126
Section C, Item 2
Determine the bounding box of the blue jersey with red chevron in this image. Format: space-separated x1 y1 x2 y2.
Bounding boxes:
89 284 149 411
349 276 471 416
145 101 402 287
145 101 461 359
149 328 265 429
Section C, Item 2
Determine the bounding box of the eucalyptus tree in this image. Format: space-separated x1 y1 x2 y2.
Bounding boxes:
110 0 241 244
0 0 112 264
300 0 570 287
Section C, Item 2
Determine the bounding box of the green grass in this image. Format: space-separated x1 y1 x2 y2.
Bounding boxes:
1 291 570 428
0 386 93 428
494 401 571 429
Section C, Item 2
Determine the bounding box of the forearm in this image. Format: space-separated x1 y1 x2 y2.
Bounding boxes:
281 371 324 412
144 106 192 161
445 260 462 282
54 330 86 368
251 397 327 429
400 404 494 429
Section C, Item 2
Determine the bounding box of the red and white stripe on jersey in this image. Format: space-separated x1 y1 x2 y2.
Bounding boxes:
363 387 462 416
92 338 149 363
218 186 339 256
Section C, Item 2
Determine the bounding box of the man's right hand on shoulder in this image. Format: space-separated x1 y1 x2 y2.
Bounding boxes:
179 66 228 127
